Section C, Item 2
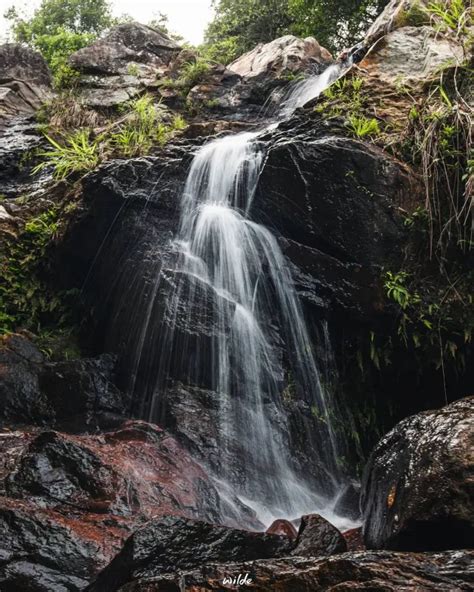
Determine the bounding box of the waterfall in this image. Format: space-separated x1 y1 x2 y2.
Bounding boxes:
139 61 355 528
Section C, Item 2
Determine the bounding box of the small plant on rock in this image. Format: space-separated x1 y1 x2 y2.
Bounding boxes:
32 129 101 180
346 114 381 139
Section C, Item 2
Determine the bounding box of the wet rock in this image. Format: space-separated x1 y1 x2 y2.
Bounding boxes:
0 333 129 430
343 527 365 552
292 514 347 557
0 333 49 425
0 44 52 123
333 482 361 522
362 396 474 551
86 515 295 592
111 549 474 591
0 421 251 589
0 499 97 591
0 116 46 197
228 35 332 82
266 519 298 539
257 125 411 268
39 355 131 431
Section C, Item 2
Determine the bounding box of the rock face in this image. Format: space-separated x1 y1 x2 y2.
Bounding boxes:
70 23 180 76
362 396 474 551
362 25 465 86
0 44 52 123
0 422 252 590
255 119 416 319
0 333 130 430
229 35 332 81
88 549 474 591
69 22 181 107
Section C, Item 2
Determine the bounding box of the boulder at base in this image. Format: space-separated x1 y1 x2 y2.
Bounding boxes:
362 396 474 550
86 513 349 591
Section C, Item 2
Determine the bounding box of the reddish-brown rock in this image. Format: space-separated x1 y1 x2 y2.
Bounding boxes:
0 421 251 590
266 519 298 539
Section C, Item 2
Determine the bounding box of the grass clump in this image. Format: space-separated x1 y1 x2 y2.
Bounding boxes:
426 0 472 35
32 130 101 180
346 114 381 138
33 94 188 179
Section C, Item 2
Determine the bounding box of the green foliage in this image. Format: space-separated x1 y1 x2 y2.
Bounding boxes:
203 0 390 61
384 271 417 310
111 95 179 157
288 0 389 51
0 209 79 336
346 114 381 138
158 58 212 98
426 0 471 34
33 95 187 177
180 59 211 88
32 129 101 180
200 36 240 65
402 65 473 257
5 0 113 88
382 266 473 374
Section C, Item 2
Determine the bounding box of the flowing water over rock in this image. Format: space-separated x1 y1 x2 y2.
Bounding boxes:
131 62 358 528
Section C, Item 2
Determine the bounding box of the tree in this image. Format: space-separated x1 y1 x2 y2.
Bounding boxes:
288 0 389 50
204 0 293 63
203 0 389 63
5 0 113 87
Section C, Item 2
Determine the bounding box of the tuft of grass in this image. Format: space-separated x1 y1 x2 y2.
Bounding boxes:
180 59 211 88
426 0 471 35
345 115 381 138
32 130 101 180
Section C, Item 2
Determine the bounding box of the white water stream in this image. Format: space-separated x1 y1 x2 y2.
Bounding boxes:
154 62 358 529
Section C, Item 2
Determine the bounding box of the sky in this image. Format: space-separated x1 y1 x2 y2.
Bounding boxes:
0 0 215 44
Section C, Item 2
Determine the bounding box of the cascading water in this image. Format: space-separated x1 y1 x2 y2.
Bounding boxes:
133 60 357 528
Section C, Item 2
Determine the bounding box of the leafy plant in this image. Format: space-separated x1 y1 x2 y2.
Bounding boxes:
32 129 101 179
0 209 78 336
346 114 381 138
384 271 416 309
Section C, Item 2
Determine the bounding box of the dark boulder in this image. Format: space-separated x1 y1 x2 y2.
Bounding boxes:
39 355 131 431
0 500 96 591
0 333 50 425
0 422 258 590
253 118 419 324
86 515 295 591
256 125 411 268
333 481 361 522
362 396 474 551
292 514 347 556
